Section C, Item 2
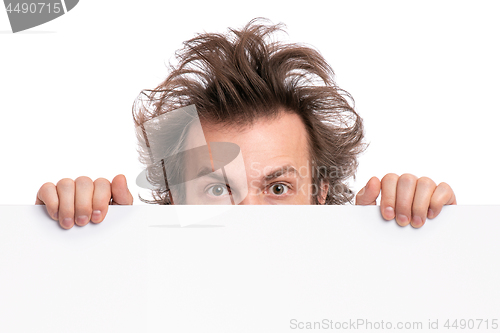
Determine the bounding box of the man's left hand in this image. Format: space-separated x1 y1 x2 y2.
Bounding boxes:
355 173 457 228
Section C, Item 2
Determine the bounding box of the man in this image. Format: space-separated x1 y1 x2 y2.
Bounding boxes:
35 19 456 229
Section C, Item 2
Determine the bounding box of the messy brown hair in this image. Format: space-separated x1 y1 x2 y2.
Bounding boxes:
133 18 367 205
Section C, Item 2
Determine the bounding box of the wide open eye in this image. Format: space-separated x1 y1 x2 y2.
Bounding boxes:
269 183 289 196
206 184 229 197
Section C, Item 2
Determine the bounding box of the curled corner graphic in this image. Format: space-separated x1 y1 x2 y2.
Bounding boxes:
135 104 248 226
3 0 79 33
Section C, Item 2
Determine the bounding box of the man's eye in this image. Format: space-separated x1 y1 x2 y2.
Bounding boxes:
269 183 289 196
207 184 229 197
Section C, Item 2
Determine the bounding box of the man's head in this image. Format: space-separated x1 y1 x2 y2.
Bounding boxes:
134 18 367 205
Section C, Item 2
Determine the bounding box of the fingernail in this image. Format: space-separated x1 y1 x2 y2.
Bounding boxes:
92 210 102 222
428 209 434 219
397 214 408 225
412 216 423 228
54 211 58 219
384 206 395 219
62 217 73 229
76 215 88 226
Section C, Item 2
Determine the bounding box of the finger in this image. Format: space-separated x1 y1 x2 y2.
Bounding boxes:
428 182 457 219
355 176 381 205
74 176 94 226
379 173 399 220
91 178 111 223
410 177 436 228
35 182 59 220
56 178 75 229
110 174 134 205
395 173 418 227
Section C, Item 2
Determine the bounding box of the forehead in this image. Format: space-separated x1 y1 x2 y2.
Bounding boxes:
186 112 310 168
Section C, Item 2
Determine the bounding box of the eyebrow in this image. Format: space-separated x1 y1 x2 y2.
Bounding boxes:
195 166 230 183
194 164 300 185
263 165 300 182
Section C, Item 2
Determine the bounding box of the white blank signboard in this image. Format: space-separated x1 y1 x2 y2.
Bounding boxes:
1 205 499 332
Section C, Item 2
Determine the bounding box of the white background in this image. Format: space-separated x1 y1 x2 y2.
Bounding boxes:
0 0 499 205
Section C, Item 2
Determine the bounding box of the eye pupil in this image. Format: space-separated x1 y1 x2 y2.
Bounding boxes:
213 185 224 196
273 184 284 195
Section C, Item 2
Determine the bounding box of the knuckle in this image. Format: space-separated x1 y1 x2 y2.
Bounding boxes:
381 173 398 182
38 183 56 196
94 177 111 187
40 182 55 191
56 178 74 189
438 182 452 191
418 176 436 188
75 176 93 185
400 173 418 182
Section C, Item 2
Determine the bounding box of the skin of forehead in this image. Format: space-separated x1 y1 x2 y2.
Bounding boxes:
192 112 310 175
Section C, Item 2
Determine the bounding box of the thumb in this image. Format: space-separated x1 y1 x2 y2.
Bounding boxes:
355 176 381 205
110 174 134 205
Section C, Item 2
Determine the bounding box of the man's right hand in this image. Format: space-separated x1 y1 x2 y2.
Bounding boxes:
35 174 133 229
